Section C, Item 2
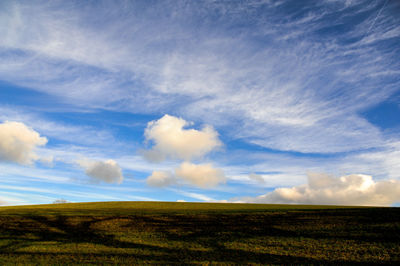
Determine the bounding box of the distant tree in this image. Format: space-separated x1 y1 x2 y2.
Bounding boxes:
53 199 69 204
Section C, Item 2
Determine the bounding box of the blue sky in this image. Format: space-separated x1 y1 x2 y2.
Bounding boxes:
0 0 399 206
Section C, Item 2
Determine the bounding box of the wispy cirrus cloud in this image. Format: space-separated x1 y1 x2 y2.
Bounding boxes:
0 106 118 148
177 190 217 202
0 0 399 206
1 0 398 155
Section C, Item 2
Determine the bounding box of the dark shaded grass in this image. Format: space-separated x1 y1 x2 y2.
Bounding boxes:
0 202 399 264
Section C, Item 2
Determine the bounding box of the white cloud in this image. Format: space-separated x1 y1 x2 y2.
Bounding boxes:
0 1 400 156
241 173 400 206
0 106 118 148
175 162 226 188
143 115 221 162
0 191 55 206
39 155 54 166
0 0 398 156
248 173 266 183
0 121 47 165
177 191 217 202
0 163 71 183
356 141 400 180
78 159 123 184
146 162 226 189
146 171 176 187
116 154 177 174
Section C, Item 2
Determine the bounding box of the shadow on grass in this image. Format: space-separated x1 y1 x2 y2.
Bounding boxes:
0 208 399 264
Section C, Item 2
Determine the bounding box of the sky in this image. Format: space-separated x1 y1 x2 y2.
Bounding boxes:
0 0 400 206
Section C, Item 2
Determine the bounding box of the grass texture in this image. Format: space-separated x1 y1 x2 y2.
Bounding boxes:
0 201 399 264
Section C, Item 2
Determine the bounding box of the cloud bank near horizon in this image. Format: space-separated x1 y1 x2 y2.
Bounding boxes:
175 162 226 189
0 0 399 206
147 162 226 189
241 173 400 206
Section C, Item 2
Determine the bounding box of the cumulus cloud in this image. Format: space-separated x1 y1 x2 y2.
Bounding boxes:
241 173 400 206
146 162 226 188
0 1 399 156
0 121 48 165
143 115 221 162
175 162 226 188
249 173 266 183
146 171 176 187
78 159 123 184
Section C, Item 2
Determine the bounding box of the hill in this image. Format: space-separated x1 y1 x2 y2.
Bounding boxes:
0 201 399 264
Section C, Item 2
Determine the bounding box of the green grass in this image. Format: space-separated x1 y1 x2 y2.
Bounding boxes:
0 201 399 264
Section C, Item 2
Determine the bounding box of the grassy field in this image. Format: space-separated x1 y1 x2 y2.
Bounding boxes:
0 201 399 264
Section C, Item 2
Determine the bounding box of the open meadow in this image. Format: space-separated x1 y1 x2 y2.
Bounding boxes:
0 201 399 264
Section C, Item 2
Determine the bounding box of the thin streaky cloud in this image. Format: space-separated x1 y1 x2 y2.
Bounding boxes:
0 0 399 205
